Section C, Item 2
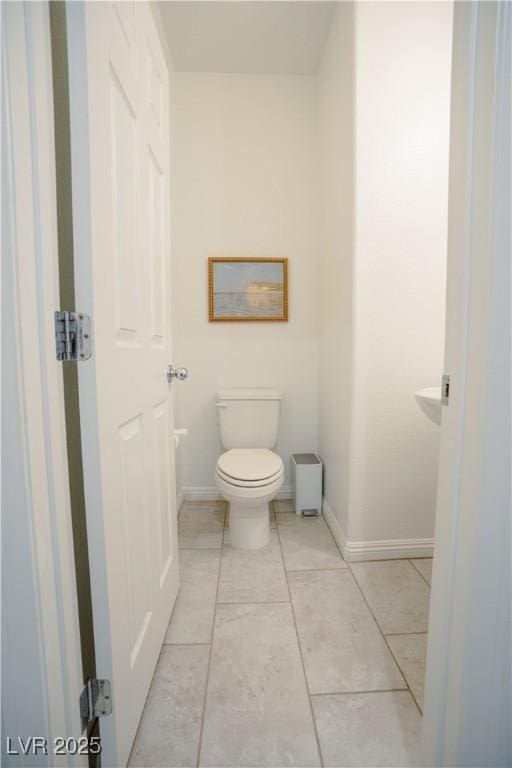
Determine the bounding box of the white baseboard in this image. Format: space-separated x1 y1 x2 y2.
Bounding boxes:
321 497 348 557
183 485 292 502
322 497 434 562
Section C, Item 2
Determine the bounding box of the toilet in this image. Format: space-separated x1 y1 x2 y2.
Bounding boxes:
215 388 284 549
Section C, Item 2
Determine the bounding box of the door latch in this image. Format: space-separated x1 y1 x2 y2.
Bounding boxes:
441 374 450 406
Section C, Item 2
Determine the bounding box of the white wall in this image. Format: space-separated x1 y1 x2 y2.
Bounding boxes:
348 1 452 544
317 4 355 536
171 74 321 495
318 2 452 552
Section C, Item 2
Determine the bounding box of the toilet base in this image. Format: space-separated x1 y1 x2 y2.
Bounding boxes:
228 501 270 549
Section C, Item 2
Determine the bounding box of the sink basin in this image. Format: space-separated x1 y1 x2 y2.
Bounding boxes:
414 386 442 426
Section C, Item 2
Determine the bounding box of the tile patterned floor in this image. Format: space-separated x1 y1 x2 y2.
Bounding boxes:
129 500 433 768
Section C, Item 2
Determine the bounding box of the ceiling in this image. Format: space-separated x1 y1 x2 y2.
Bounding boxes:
159 2 337 75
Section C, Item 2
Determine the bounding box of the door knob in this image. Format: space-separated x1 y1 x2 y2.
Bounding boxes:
167 365 188 383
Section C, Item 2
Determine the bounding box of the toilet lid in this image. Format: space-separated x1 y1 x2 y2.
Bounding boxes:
217 449 283 482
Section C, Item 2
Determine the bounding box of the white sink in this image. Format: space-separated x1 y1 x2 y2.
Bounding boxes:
414 386 442 426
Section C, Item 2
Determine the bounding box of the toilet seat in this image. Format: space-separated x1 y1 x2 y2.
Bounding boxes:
217 449 283 484
216 464 284 488
215 465 284 505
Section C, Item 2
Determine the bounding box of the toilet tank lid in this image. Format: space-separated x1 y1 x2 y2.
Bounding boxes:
217 388 282 401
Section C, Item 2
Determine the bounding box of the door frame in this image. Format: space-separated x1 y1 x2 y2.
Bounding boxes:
1 1 84 761
3 1 510 766
422 3 511 766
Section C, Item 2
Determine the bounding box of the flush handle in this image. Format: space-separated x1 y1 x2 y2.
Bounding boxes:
167 365 188 383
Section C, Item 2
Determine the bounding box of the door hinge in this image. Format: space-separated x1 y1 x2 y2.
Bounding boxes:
55 311 92 361
79 678 112 721
441 374 450 406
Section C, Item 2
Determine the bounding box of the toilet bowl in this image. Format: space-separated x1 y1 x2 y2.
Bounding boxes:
215 448 284 549
215 388 284 549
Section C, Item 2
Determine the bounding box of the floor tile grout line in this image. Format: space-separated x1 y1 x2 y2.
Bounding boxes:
384 634 425 715
384 630 429 638
386 644 424 716
284 566 350 574
274 501 326 768
347 561 425 717
216 599 291 606
178 548 223 552
218 524 289 604
409 558 432 588
195 501 227 768
167 542 222 646
178 547 224 551
310 687 410 697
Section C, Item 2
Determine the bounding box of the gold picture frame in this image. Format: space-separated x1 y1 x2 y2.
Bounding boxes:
208 257 288 322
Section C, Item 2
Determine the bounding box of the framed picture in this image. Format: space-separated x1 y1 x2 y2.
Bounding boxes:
208 257 288 322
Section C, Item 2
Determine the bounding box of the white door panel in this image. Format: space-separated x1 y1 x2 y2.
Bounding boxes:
2 2 83 762
67 3 178 764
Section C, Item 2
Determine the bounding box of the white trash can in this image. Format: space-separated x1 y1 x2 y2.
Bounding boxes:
291 453 323 516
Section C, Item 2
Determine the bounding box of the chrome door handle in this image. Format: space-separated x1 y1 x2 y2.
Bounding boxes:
167 365 188 383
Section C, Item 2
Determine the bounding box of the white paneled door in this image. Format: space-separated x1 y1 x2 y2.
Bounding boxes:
2 4 83 761
67 3 179 765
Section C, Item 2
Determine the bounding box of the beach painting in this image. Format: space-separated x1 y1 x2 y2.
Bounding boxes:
209 258 288 321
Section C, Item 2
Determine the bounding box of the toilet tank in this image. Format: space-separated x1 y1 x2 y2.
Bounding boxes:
216 388 282 449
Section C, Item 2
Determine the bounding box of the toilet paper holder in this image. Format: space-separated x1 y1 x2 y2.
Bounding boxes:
174 428 188 448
